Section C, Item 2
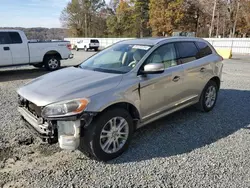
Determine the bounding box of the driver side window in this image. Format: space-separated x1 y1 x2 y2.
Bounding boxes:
145 43 178 69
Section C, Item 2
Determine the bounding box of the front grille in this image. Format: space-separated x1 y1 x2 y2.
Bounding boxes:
18 96 57 142
18 95 42 117
28 102 42 117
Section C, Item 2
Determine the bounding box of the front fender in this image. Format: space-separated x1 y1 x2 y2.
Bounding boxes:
86 80 141 120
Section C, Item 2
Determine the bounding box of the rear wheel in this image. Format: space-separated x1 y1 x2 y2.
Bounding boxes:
80 108 134 161
44 56 61 71
94 48 98 52
197 80 218 112
84 46 88 52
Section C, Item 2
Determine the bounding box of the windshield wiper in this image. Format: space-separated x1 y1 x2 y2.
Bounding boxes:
92 67 125 74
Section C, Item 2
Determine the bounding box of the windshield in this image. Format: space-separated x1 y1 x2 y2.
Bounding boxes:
80 43 152 74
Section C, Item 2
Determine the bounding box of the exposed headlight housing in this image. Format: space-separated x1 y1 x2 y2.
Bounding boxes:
41 99 89 118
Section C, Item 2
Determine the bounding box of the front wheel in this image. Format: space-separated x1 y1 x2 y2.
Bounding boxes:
80 108 134 161
44 56 61 71
197 80 218 112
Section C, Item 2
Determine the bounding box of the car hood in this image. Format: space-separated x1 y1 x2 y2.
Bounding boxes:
17 67 123 106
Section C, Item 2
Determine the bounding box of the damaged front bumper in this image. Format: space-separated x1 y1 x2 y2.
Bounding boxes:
19 107 56 140
18 106 95 150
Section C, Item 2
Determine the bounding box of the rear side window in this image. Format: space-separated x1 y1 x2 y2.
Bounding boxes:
175 42 199 64
0 32 11 44
9 32 22 44
195 41 212 58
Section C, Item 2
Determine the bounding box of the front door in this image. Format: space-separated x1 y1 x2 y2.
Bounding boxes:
0 32 12 66
9 32 29 65
139 43 185 120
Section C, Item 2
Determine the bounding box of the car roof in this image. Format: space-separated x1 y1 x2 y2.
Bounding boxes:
120 37 204 46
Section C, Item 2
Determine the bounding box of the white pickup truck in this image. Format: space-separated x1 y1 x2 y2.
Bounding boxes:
0 30 73 71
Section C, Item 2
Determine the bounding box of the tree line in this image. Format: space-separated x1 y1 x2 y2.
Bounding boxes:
61 0 250 38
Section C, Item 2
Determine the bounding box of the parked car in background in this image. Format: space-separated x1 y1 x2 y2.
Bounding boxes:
18 37 223 161
75 39 100 51
0 30 73 71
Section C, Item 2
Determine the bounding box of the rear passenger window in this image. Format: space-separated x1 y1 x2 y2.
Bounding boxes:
9 32 22 44
195 41 212 58
175 42 199 64
0 32 11 44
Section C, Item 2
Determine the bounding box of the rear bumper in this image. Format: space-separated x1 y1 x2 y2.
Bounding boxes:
62 54 74 60
69 54 74 59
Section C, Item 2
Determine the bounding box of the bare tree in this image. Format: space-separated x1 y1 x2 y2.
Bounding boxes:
216 11 220 37
228 0 241 37
209 0 217 38
232 0 240 37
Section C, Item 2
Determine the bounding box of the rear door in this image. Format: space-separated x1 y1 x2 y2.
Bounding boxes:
9 32 29 65
0 32 13 66
175 41 210 102
139 43 185 120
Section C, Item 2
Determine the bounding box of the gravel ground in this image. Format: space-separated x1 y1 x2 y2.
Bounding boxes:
0 52 250 188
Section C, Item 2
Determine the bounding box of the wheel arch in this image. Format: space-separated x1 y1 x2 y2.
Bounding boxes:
43 50 62 62
210 76 221 89
99 102 141 128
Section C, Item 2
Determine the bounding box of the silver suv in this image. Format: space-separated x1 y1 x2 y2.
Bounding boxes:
17 37 223 161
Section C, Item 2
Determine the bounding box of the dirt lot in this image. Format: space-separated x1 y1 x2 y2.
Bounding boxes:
0 51 250 188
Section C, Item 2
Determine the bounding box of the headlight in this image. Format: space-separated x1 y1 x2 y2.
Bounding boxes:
41 99 89 118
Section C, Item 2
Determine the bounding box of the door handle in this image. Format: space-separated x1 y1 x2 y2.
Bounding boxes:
172 76 180 82
200 67 206 72
3 47 10 51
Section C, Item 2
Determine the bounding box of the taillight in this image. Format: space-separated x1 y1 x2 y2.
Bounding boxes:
67 44 72 50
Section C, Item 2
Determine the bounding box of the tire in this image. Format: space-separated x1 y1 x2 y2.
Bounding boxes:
197 80 218 112
76 46 79 51
44 56 61 71
33 63 44 68
84 46 88 52
94 48 98 52
80 108 134 161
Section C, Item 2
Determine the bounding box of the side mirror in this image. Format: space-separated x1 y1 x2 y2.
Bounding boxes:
140 63 165 74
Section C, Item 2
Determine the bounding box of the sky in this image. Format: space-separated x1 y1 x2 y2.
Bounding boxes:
0 0 73 28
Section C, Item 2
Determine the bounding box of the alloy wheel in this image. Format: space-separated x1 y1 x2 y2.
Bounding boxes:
205 85 217 108
100 117 129 154
48 59 59 69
